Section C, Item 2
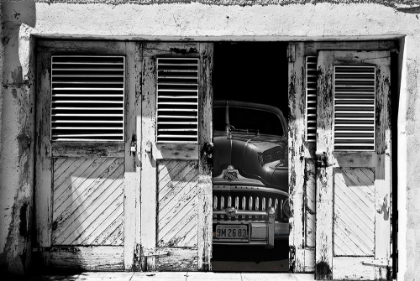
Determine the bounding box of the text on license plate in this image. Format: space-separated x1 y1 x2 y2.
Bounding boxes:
216 225 248 238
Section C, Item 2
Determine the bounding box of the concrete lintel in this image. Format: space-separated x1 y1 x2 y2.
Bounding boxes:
31 33 405 42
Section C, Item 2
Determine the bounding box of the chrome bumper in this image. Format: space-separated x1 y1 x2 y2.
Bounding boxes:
212 208 289 248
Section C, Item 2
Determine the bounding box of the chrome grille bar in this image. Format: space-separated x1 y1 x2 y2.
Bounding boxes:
213 192 283 222
242 196 246 219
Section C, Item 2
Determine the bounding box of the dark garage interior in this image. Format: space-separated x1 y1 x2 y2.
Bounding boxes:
211 42 289 272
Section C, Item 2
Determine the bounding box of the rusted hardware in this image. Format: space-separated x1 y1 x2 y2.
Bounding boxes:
316 151 328 168
130 135 137 157
145 141 152 156
202 142 214 167
362 258 391 268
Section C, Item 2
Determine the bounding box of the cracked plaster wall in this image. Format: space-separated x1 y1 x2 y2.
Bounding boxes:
0 1 419 280
0 1 36 276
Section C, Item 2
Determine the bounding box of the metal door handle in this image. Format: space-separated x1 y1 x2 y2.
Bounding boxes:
315 151 327 168
145 141 152 157
130 135 137 157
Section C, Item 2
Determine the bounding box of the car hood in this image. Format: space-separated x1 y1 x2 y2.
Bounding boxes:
212 131 288 191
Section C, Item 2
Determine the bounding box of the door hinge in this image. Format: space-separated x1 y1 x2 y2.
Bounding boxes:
362 258 391 268
315 151 328 168
202 142 214 168
32 247 51 252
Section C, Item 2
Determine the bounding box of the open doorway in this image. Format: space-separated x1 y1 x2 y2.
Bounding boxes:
211 42 289 272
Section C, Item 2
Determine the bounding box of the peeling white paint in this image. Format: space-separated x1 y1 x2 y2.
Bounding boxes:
0 1 420 278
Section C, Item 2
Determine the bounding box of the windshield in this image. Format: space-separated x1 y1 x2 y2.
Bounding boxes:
213 106 283 136
213 107 226 131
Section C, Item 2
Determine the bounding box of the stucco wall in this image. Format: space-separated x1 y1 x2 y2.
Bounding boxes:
0 1 419 280
0 2 35 275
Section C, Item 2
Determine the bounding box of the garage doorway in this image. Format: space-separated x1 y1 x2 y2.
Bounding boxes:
211 42 289 272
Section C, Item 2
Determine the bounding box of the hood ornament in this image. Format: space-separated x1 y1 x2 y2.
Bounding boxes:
223 165 238 181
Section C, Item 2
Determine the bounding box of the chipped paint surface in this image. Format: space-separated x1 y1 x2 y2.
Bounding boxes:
315 50 392 280
157 160 199 248
0 0 419 278
0 2 35 275
28 0 420 10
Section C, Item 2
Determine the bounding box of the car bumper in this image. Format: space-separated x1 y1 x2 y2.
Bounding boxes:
212 209 289 247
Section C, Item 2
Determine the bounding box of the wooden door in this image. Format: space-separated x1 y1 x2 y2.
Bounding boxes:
140 43 213 271
288 43 316 273
34 40 141 271
315 50 392 280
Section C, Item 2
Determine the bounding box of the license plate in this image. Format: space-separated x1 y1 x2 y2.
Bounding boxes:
216 225 248 239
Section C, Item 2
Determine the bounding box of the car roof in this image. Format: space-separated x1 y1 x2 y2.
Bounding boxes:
214 100 287 133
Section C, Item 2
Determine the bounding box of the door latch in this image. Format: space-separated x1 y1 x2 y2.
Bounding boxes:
130 135 137 157
202 142 214 167
145 141 152 158
316 151 328 168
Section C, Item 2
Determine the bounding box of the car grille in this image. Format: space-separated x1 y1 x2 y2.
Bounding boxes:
213 191 286 222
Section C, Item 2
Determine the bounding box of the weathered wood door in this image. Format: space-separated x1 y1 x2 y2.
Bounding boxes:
140 43 213 271
288 43 316 273
35 40 141 271
315 50 392 280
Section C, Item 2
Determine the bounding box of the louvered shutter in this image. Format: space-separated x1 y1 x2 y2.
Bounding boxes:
156 58 199 143
141 43 212 271
51 56 125 141
316 50 391 280
36 41 139 271
333 65 375 151
306 56 317 142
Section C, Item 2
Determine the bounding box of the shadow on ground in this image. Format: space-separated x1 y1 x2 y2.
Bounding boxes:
211 240 289 272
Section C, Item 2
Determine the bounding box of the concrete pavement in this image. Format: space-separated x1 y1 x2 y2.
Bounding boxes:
5 272 315 281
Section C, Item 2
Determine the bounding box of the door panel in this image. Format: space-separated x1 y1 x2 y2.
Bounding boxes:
34 40 139 271
288 43 316 272
52 157 124 246
140 42 213 271
157 160 199 248
316 50 391 280
333 168 375 257
305 159 316 250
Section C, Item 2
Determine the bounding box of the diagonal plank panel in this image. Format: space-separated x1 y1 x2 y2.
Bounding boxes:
157 160 199 248
52 157 124 246
333 168 375 256
305 159 316 248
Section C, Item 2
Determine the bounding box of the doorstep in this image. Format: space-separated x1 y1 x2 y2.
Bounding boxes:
21 272 315 281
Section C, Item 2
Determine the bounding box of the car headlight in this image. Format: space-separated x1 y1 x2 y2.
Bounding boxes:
282 198 290 219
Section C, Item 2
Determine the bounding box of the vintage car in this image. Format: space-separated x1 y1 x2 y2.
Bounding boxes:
212 100 289 248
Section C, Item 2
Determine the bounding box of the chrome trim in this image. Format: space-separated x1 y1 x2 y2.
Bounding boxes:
213 210 267 216
212 178 264 186
213 219 266 223
213 209 276 247
213 241 267 245
213 220 255 224
213 185 288 197
213 221 289 245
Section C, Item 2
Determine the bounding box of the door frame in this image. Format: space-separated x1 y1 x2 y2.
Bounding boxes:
31 39 399 275
288 41 398 277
